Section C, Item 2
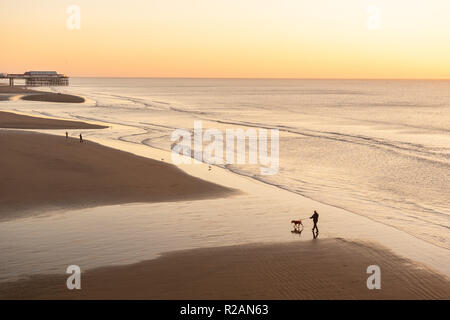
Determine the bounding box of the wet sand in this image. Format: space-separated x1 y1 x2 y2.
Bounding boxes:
0 111 106 129
0 85 84 103
1 238 448 300
0 130 235 221
0 85 37 101
0 85 39 94
0 109 234 221
21 93 85 103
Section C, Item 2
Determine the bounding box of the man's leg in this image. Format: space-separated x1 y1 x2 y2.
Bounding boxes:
313 223 318 232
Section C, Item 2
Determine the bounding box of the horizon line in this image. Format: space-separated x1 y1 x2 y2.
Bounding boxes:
67 76 450 81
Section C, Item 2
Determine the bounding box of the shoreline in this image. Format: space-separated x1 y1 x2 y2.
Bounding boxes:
1 238 448 299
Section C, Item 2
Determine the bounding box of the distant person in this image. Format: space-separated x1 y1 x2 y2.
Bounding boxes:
65 132 68 140
310 210 319 233
79 134 83 143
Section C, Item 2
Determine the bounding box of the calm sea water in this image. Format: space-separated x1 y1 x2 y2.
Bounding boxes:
24 78 450 250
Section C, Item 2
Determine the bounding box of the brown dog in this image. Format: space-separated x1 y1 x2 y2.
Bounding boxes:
291 219 303 232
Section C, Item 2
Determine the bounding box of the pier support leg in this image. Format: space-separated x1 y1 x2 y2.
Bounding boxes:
9 78 14 86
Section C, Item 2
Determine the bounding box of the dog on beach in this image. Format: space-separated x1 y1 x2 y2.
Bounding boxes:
291 219 303 232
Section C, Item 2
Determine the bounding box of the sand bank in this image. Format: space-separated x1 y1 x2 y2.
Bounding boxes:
0 85 84 103
1 238 448 300
0 85 38 94
21 93 85 103
0 111 106 129
0 130 235 220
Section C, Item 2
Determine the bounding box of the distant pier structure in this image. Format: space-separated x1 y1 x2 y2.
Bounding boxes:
0 71 69 87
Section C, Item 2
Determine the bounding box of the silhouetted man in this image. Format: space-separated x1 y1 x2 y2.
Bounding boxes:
79 134 83 143
310 210 319 233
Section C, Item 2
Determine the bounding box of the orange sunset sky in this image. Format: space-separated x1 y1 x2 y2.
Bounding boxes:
1 0 449 78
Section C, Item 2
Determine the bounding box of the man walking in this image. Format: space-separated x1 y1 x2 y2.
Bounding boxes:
310 210 319 234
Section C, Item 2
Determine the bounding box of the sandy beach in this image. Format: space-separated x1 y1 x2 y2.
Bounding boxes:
0 91 235 221
0 85 84 103
0 85 40 94
1 238 448 300
0 111 106 129
0 100 235 221
0 129 235 221
21 93 85 103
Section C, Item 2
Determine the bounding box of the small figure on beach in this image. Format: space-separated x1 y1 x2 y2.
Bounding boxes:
291 218 303 237
310 210 319 234
291 219 303 232
79 133 83 143
65 132 68 140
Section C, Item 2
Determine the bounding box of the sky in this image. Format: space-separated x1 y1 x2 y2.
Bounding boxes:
1 0 449 78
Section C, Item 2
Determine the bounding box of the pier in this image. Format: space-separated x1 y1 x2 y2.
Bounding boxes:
0 71 69 87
